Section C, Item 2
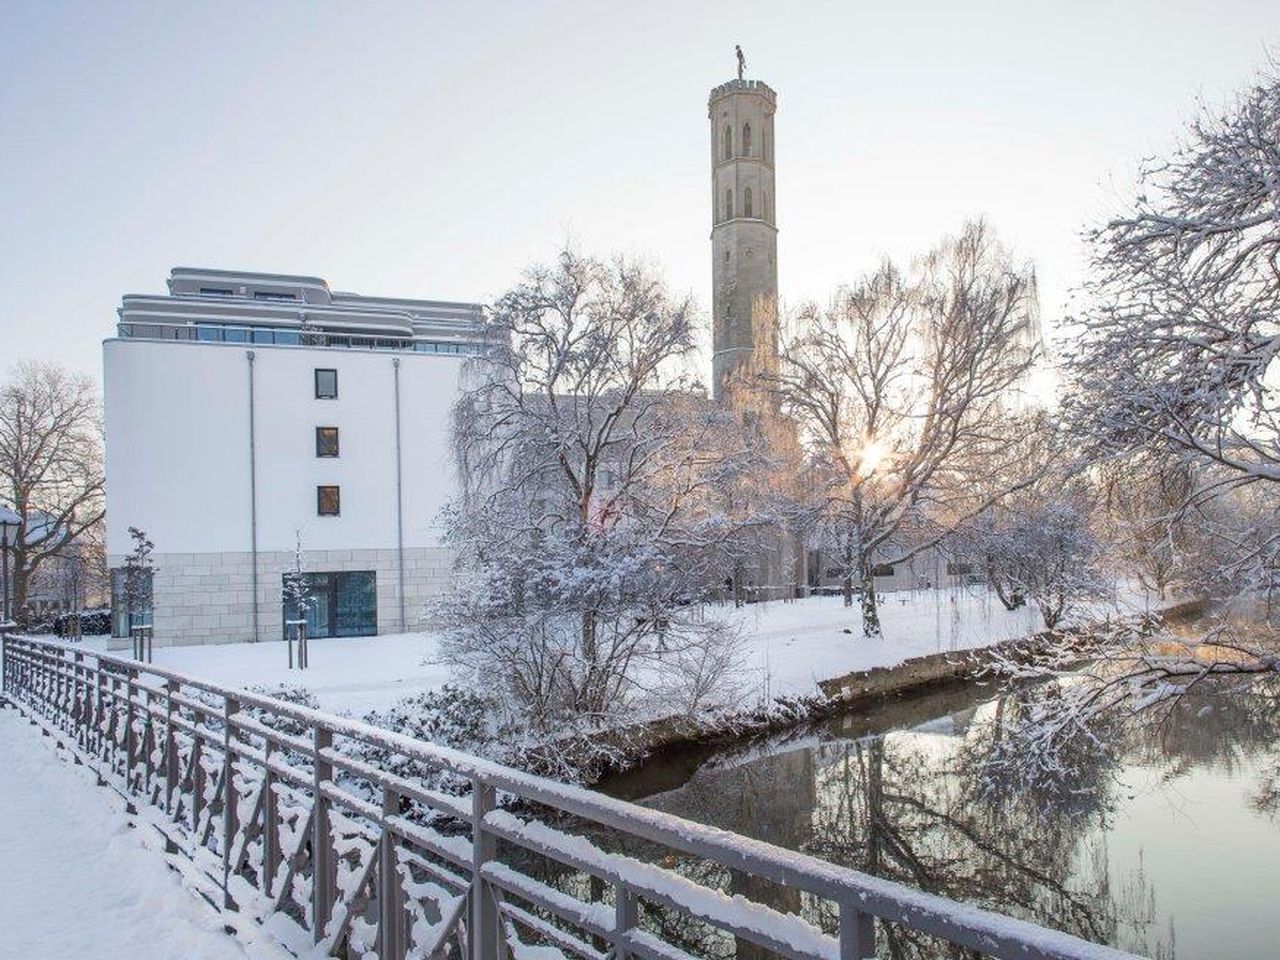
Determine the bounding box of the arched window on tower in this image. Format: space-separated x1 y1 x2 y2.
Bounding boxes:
742 122 752 157
724 188 733 219
723 125 732 160
744 187 753 218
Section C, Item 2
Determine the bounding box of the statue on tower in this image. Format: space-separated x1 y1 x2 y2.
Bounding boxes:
735 44 746 80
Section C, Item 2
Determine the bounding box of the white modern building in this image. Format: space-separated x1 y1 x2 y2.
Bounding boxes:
103 268 485 647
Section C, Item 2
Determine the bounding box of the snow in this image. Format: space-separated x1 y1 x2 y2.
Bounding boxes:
74 585 1162 717
0 706 286 960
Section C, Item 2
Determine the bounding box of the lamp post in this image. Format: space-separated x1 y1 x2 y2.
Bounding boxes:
0 508 19 626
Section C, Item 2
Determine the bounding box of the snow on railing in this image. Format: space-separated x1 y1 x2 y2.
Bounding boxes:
0 633 1145 960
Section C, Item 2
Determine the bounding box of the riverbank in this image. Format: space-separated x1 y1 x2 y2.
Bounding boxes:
564 596 1207 785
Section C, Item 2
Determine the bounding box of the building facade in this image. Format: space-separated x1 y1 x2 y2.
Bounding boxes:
104 268 484 647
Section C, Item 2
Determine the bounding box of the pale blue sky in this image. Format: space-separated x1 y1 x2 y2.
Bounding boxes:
1 0 1276 381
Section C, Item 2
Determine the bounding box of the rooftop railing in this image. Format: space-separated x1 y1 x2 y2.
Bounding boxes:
0 633 1143 960
116 320 480 354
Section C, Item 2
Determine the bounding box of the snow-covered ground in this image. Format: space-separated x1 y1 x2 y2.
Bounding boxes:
73 585 1162 716
0 706 285 960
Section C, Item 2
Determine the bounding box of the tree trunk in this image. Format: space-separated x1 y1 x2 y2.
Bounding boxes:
9 555 31 624
842 540 854 608
859 559 881 638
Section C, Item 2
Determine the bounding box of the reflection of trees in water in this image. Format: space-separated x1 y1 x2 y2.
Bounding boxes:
802 732 1137 958
1123 676 1280 782
563 676 1280 959
960 687 1123 820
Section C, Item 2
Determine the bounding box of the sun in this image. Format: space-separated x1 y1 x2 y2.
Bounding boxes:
858 439 886 476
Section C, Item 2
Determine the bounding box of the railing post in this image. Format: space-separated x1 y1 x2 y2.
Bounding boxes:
839 902 875 960
262 741 279 898
222 695 240 910
379 785 404 960
125 669 138 796
142 687 156 793
192 733 206 835
471 779 499 960
312 725 335 941
164 680 179 817
72 652 85 748
614 882 638 960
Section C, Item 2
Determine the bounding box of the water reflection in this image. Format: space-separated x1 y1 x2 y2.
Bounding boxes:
604 677 1280 959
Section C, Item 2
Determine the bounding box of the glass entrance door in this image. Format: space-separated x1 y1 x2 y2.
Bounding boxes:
282 571 376 639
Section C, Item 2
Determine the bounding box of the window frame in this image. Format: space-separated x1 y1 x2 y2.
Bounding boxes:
317 485 341 517
314 368 338 400
315 426 340 458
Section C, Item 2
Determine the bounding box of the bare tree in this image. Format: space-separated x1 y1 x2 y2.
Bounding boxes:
988 64 1280 777
1098 455 1197 601
0 361 105 624
1065 66 1280 590
958 475 1108 629
436 250 758 732
771 221 1041 635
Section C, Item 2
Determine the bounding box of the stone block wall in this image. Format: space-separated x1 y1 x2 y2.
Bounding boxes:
107 546 455 648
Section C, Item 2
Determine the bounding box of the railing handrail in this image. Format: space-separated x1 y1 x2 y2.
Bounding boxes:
0 632 1145 960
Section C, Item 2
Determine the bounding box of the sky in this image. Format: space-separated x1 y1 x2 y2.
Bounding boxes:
1 0 1277 384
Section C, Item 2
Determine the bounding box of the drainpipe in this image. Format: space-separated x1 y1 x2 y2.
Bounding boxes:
393 358 406 632
247 351 260 643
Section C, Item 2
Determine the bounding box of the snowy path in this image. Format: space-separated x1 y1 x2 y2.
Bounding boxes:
0 706 278 960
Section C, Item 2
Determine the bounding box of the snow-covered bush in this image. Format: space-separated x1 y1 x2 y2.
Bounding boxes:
245 684 322 739
356 685 496 794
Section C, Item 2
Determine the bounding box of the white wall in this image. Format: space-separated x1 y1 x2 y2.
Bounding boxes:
104 338 464 558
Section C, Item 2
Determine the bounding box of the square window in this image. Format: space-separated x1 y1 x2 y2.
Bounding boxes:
316 427 339 458
315 368 338 399
317 485 341 516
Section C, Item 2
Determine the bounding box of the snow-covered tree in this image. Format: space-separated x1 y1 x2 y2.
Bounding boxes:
436 250 757 731
0 361 104 624
121 526 154 633
990 64 1280 781
771 221 1042 636
1098 455 1197 601
1065 65 1280 591
281 532 313 665
958 476 1107 629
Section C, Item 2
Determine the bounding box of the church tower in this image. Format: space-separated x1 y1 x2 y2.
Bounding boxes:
709 76 779 403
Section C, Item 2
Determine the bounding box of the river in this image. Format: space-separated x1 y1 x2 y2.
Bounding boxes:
599 673 1280 958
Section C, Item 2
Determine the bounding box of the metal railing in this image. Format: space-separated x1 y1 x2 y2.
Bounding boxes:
0 633 1142 960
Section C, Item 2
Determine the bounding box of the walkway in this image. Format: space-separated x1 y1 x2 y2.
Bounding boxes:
0 705 277 960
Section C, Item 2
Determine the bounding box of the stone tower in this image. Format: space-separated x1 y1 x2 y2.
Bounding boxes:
709 78 779 403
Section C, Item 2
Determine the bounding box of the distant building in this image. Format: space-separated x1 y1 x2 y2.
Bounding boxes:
103 268 485 647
